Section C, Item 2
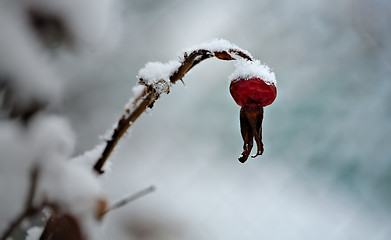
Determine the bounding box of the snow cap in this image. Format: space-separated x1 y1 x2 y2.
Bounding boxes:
230 59 276 85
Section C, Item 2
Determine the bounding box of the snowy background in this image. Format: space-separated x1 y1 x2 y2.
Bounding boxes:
1 0 391 239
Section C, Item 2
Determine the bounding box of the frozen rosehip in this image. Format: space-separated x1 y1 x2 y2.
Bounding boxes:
230 77 277 163
230 78 277 107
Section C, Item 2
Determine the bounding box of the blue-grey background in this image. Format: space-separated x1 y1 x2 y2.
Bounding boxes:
62 0 391 239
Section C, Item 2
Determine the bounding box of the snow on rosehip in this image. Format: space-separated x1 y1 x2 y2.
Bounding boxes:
229 60 277 163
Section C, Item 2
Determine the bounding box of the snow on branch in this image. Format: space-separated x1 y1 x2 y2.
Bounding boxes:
181 38 253 61
93 39 268 174
138 61 181 95
0 1 120 239
0 115 107 240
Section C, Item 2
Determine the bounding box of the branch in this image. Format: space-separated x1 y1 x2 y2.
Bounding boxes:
102 186 155 215
1 166 42 240
93 42 253 174
93 88 154 174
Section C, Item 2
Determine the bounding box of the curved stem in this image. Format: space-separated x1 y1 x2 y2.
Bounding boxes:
93 91 154 174
93 47 253 174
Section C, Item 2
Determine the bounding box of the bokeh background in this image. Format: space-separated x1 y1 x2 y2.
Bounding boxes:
58 0 391 239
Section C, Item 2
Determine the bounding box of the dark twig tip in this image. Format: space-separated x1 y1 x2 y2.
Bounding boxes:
238 156 247 163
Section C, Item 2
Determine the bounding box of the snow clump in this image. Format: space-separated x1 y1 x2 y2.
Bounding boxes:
182 38 253 60
230 59 277 85
137 60 181 95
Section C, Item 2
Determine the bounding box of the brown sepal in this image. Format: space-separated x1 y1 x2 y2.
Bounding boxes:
238 105 264 163
214 51 234 60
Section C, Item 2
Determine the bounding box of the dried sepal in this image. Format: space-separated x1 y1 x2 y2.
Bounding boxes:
239 105 264 163
230 75 276 162
215 51 235 60
96 198 108 220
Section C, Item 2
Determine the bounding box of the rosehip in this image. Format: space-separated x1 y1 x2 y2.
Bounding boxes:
230 78 277 107
230 77 277 163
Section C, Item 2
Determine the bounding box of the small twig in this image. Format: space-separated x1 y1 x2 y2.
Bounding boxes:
103 186 155 215
1 166 42 240
93 90 154 174
93 45 253 174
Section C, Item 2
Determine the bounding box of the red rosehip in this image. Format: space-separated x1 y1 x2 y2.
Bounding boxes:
230 77 277 163
230 77 277 107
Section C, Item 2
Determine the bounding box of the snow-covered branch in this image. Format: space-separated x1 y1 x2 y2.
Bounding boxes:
93 39 264 173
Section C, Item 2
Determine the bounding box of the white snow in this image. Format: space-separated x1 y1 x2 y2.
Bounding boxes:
124 85 147 111
26 116 104 219
182 38 253 60
72 143 112 175
72 143 105 165
28 115 76 161
132 85 147 100
37 157 104 222
2 114 104 220
0 0 119 115
0 115 105 237
137 60 181 94
25 226 43 240
229 59 277 85
0 0 118 239
22 0 120 49
30 116 106 239
0 5 63 110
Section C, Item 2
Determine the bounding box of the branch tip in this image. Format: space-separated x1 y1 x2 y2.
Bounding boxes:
103 185 156 215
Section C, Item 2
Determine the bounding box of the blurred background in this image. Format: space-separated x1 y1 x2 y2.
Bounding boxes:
44 0 391 239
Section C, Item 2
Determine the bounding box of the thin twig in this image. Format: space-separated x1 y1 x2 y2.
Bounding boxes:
93 90 154 173
93 47 253 174
103 186 155 215
1 166 42 240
